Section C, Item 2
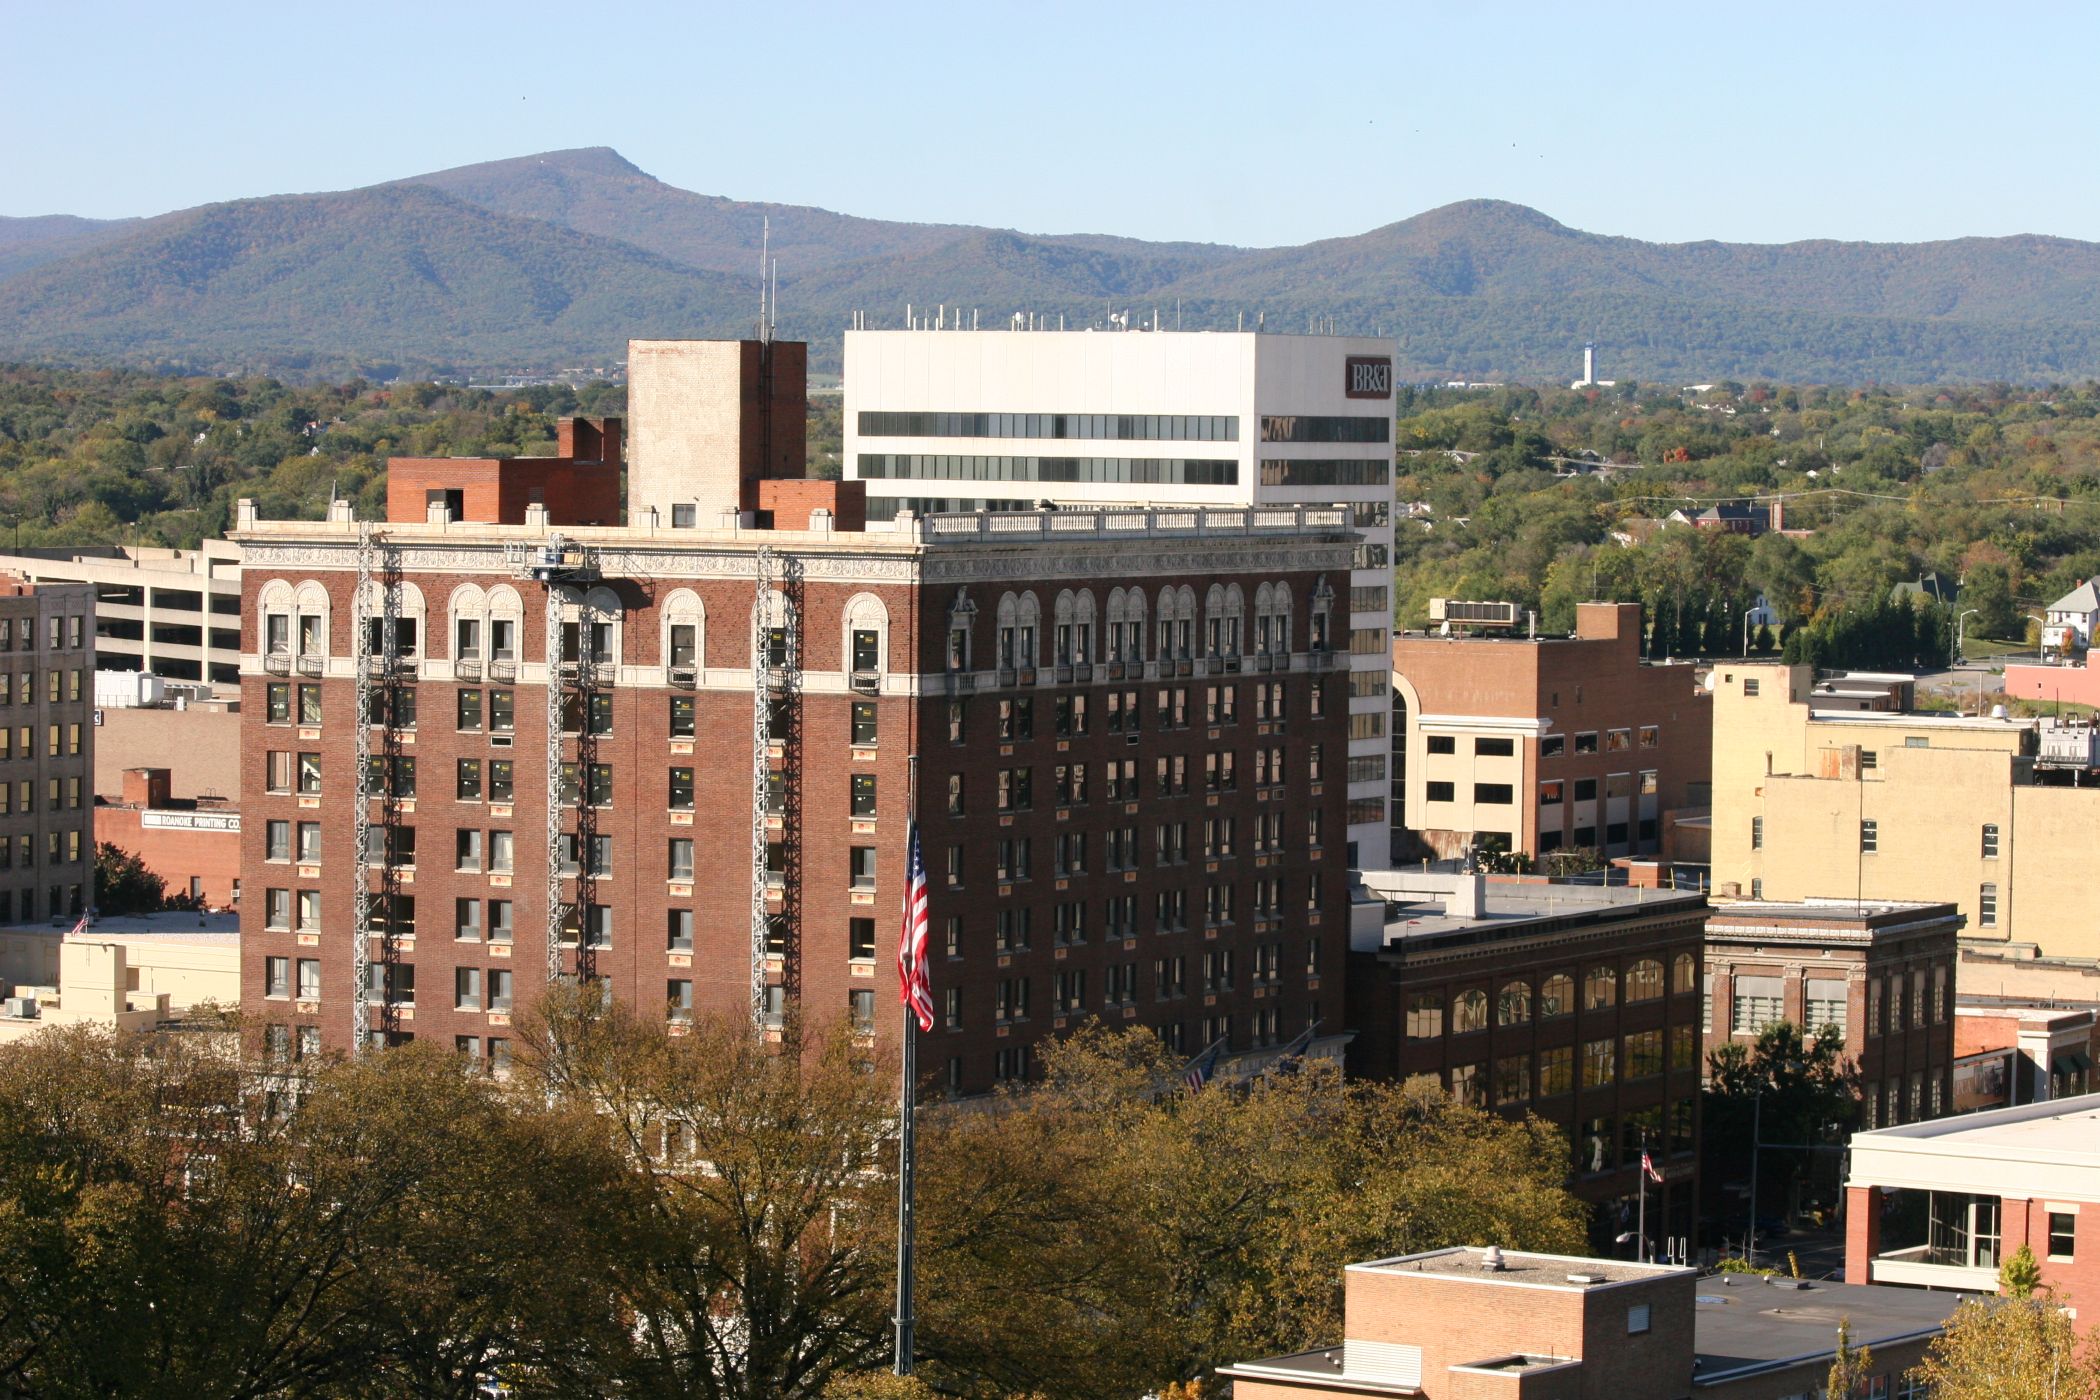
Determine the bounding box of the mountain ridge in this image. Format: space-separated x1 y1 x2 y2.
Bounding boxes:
7 148 2100 382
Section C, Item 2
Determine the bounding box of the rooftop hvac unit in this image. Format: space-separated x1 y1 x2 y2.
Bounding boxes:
4 997 36 1019
1428 598 1521 627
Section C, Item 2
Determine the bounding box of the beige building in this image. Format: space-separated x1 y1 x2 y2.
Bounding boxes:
1707 662 2100 960
0 543 243 687
0 912 239 1041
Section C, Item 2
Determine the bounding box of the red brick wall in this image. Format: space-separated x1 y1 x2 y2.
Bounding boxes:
96 804 240 908
386 458 620 526
758 479 868 531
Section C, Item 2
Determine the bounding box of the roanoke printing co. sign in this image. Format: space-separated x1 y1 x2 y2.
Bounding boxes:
1345 355 1393 399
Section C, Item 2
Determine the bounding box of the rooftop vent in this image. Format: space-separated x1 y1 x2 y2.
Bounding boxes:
1480 1246 1506 1272
1566 1272 1605 1285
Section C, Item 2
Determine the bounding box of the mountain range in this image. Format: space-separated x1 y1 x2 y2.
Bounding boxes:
5 147 2100 384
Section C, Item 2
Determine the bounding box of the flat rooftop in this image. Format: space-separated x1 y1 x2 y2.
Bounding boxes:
1353 1246 1683 1289
0 911 241 945
1706 898 1962 938
1377 882 1707 947
1691 1273 1963 1383
1856 1091 2100 1159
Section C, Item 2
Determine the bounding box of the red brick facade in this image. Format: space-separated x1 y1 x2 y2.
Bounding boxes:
385 416 621 526
236 511 1354 1091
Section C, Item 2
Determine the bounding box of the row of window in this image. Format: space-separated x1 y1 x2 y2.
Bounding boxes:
1255 459 1392 487
1446 1031 1700 1104
969 683 1321 742
1405 957 1698 1037
0 669 87 710
857 454 1238 485
983 747 1307 812
1424 771 1660 807
857 411 1240 442
1257 415 1390 444
0 616 87 653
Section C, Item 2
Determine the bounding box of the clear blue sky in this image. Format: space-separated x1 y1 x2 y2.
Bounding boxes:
10 0 2100 249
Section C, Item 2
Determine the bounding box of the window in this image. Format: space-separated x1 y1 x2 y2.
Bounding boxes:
1426 734 1455 755
455 967 483 1011
1452 988 1488 1033
1582 1038 1616 1088
297 958 321 1000
668 839 694 882
1474 736 1514 758
1497 981 1531 1025
297 752 321 795
1626 959 1664 1002
1626 1030 1663 1078
1539 779 1563 807
850 847 877 889
1982 822 2000 858
1574 732 1598 754
851 774 878 818
1540 974 1574 1018
1541 735 1565 758
1473 783 1512 805
1405 992 1443 1039
265 820 290 862
1806 978 1847 1037
265 956 289 998
1425 781 1455 803
1627 1303 1651 1336
851 701 878 746
1539 1045 1573 1097
2050 1211 2077 1261
1979 883 1999 928
455 828 482 872
669 695 695 738
489 969 513 1012
1639 725 1659 749
1494 1054 1530 1104
266 683 290 723
488 900 512 943
1743 678 1760 697
1861 818 1878 853
1751 815 1762 850
456 759 482 802
1583 967 1616 1010
456 897 481 940
849 917 876 960
668 768 694 811
1732 975 1784 1035
665 909 695 952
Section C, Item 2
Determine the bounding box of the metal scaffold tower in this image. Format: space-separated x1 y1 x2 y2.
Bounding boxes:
513 536 599 991
751 545 801 1028
350 524 404 1053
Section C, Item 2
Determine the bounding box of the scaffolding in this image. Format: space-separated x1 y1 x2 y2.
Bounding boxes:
349 524 403 1053
751 546 801 1028
512 536 599 991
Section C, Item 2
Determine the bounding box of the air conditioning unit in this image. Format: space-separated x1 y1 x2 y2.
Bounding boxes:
4 996 37 1019
1428 598 1521 627
490 735 513 748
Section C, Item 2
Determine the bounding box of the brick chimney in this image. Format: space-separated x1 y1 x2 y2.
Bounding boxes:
121 767 172 810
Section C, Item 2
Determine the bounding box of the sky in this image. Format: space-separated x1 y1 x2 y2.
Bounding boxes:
9 0 2100 249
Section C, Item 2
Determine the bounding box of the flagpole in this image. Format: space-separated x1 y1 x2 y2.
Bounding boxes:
894 755 918 1376
1637 1133 1648 1264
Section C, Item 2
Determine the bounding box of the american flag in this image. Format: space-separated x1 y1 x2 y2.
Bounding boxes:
1641 1149 1664 1185
1181 1036 1227 1092
897 823 934 1033
66 913 87 937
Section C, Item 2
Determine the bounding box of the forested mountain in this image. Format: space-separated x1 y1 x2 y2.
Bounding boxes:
10 148 2100 382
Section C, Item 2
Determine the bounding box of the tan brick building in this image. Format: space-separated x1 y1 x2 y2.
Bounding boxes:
236 339 1356 1088
0 576 96 924
1391 603 1711 868
1219 1244 1957 1399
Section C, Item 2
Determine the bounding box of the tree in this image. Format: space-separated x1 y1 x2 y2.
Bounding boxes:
1703 1023 1858 1235
92 841 165 916
1827 1317 1874 1399
513 987 899 1399
1910 1296 2100 1400
2002 1242 2044 1299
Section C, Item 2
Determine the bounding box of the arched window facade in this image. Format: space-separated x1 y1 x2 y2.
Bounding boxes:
1626 959 1665 1002
1584 966 1618 1011
1540 973 1575 1018
661 588 706 676
1452 988 1489 1033
1497 980 1532 1026
843 592 890 680
1672 952 1697 995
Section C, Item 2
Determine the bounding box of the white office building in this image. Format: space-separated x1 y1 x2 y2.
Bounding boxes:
844 330 1396 862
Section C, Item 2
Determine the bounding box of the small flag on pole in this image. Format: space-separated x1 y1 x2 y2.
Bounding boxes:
66 913 87 936
897 823 934 1033
1181 1036 1227 1092
1641 1149 1664 1185
1271 1020 1320 1072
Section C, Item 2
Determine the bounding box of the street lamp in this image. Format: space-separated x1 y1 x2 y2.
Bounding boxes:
2028 613 2047 663
1955 608 1979 668
1742 605 1756 658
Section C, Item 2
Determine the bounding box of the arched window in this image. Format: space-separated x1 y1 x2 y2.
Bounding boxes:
1120 587 1146 663
292 580 331 661
946 589 976 672
1222 583 1244 656
259 580 296 661
1584 966 1618 1011
1309 576 1334 652
661 588 705 678
1453 988 1489 1033
485 585 524 676
1540 973 1575 1018
1054 589 1078 664
752 588 795 669
1073 588 1096 664
448 582 487 674
581 585 623 666
843 592 889 682
1627 959 1665 1002
1204 584 1227 658
1017 592 1040 666
1672 951 1697 995
1497 980 1532 1026
1175 586 1196 658
354 579 425 662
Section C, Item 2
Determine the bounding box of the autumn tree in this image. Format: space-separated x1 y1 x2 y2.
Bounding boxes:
1910 1295 2100 1400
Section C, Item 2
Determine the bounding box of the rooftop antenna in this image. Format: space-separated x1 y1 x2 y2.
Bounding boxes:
758 217 771 345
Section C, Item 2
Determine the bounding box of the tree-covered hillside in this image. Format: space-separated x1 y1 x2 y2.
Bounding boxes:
1393 378 2100 664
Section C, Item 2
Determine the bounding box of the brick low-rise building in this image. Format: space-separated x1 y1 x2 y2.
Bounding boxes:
94 767 240 909
1347 874 1708 1249
1219 1244 1958 1400
237 337 1356 1089
1390 602 1711 869
1702 899 1961 1130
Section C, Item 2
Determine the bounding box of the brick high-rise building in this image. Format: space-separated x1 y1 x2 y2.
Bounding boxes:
236 340 1355 1089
